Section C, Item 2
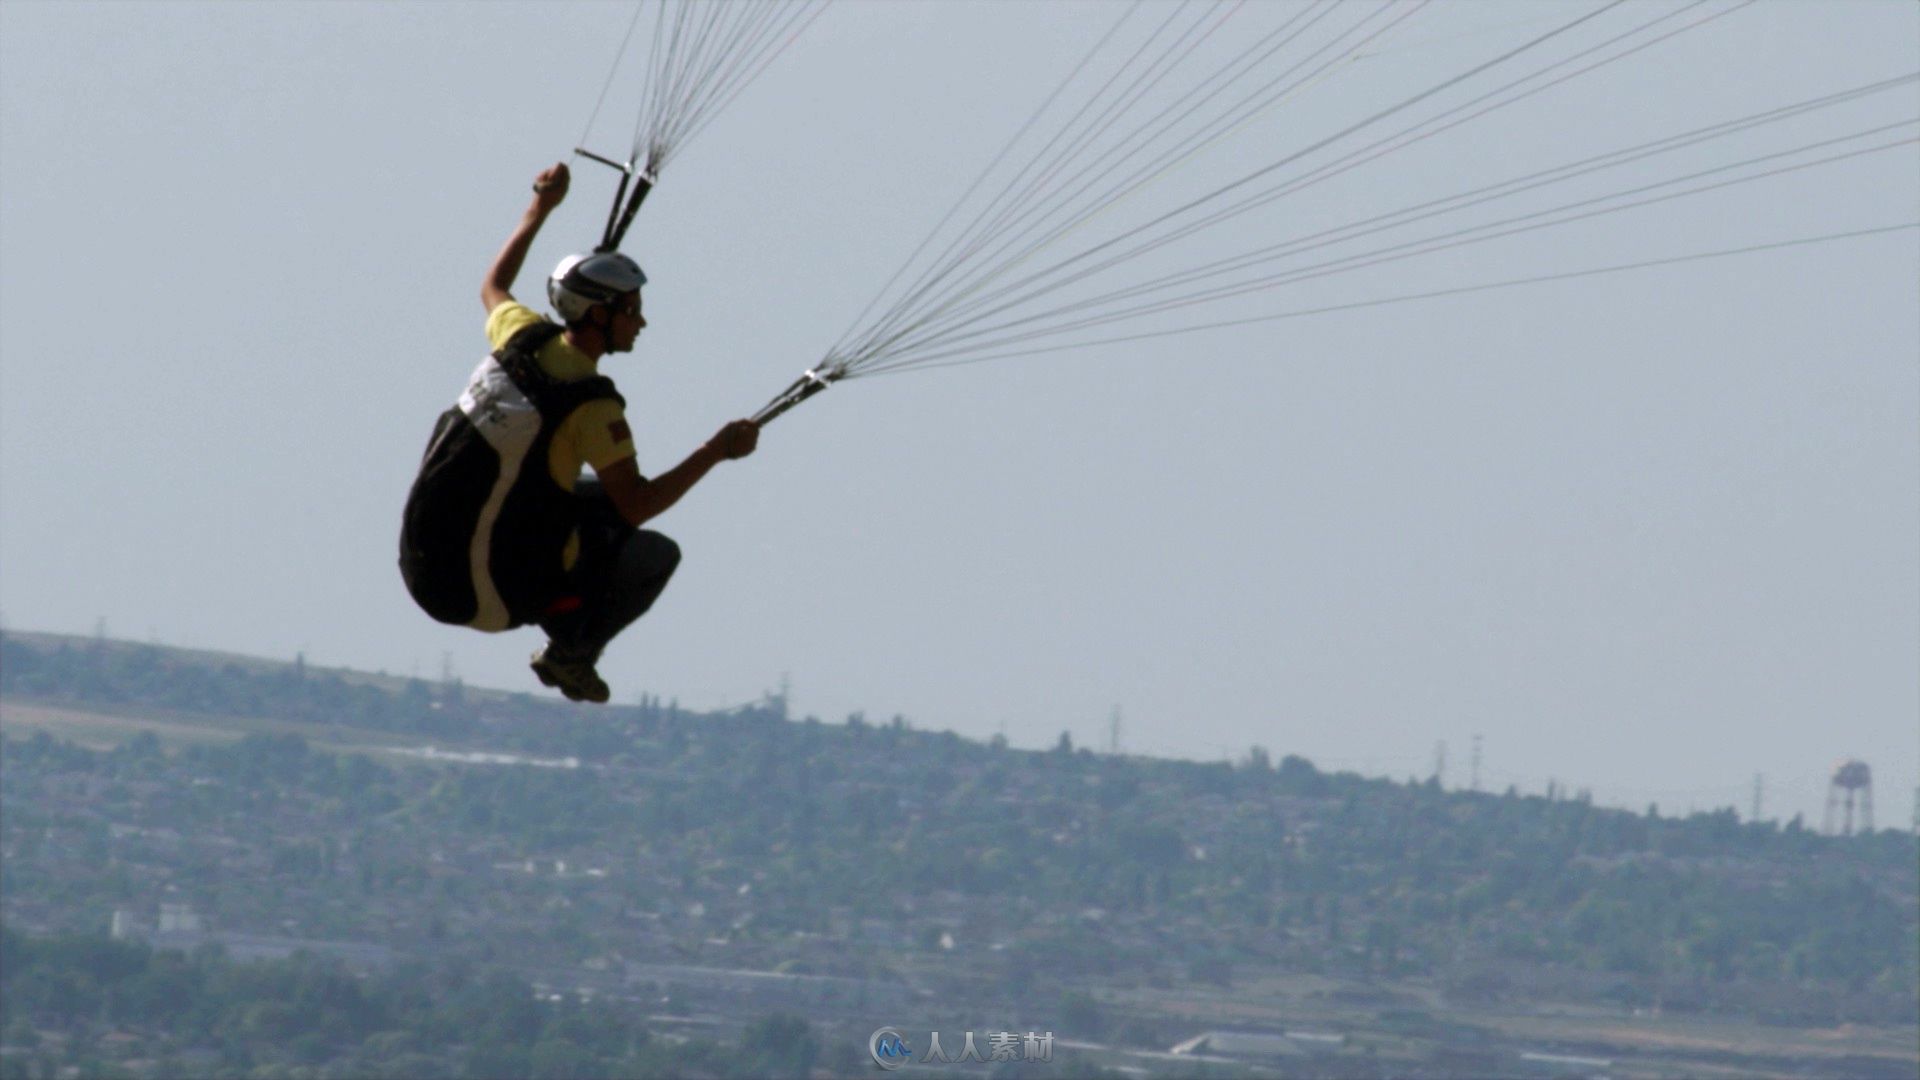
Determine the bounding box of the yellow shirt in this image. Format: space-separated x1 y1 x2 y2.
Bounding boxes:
485 301 638 487
485 301 637 570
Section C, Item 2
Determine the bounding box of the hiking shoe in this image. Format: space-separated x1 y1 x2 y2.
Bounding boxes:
530 647 611 704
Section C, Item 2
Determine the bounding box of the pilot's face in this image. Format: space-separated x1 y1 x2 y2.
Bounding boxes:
607 292 646 352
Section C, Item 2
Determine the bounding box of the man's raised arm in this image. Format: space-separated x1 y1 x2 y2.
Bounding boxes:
482 162 570 312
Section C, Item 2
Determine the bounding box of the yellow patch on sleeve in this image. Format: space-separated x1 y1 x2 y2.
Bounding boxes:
569 400 637 474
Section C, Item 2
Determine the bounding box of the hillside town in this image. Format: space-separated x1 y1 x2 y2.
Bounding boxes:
2 632 1915 1078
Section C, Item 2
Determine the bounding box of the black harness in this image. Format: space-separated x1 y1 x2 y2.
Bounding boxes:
399 323 625 630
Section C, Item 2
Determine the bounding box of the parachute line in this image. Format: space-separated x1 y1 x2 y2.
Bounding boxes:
579 1 649 156
848 0 1723 375
852 130 1919 373
827 0 1645 377
574 0 827 250
853 222 1920 377
753 0 1914 406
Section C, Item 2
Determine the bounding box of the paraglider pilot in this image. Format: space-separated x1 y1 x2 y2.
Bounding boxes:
399 162 759 703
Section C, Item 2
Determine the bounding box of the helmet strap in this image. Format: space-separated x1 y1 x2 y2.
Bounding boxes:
564 306 614 361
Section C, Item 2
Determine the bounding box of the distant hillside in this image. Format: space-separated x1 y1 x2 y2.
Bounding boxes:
3 626 1916 1078
0 629 733 755
1 628 563 708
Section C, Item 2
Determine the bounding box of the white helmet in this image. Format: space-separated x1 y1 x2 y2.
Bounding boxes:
547 252 647 324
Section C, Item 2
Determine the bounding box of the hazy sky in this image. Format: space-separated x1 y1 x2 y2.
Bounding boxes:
3 1 1915 828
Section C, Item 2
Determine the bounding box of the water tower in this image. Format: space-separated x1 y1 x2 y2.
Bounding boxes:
1823 759 1874 836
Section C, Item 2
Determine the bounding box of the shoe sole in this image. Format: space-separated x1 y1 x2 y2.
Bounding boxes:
531 659 608 704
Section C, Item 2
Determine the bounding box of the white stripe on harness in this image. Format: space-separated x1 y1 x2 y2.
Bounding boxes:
457 355 543 632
